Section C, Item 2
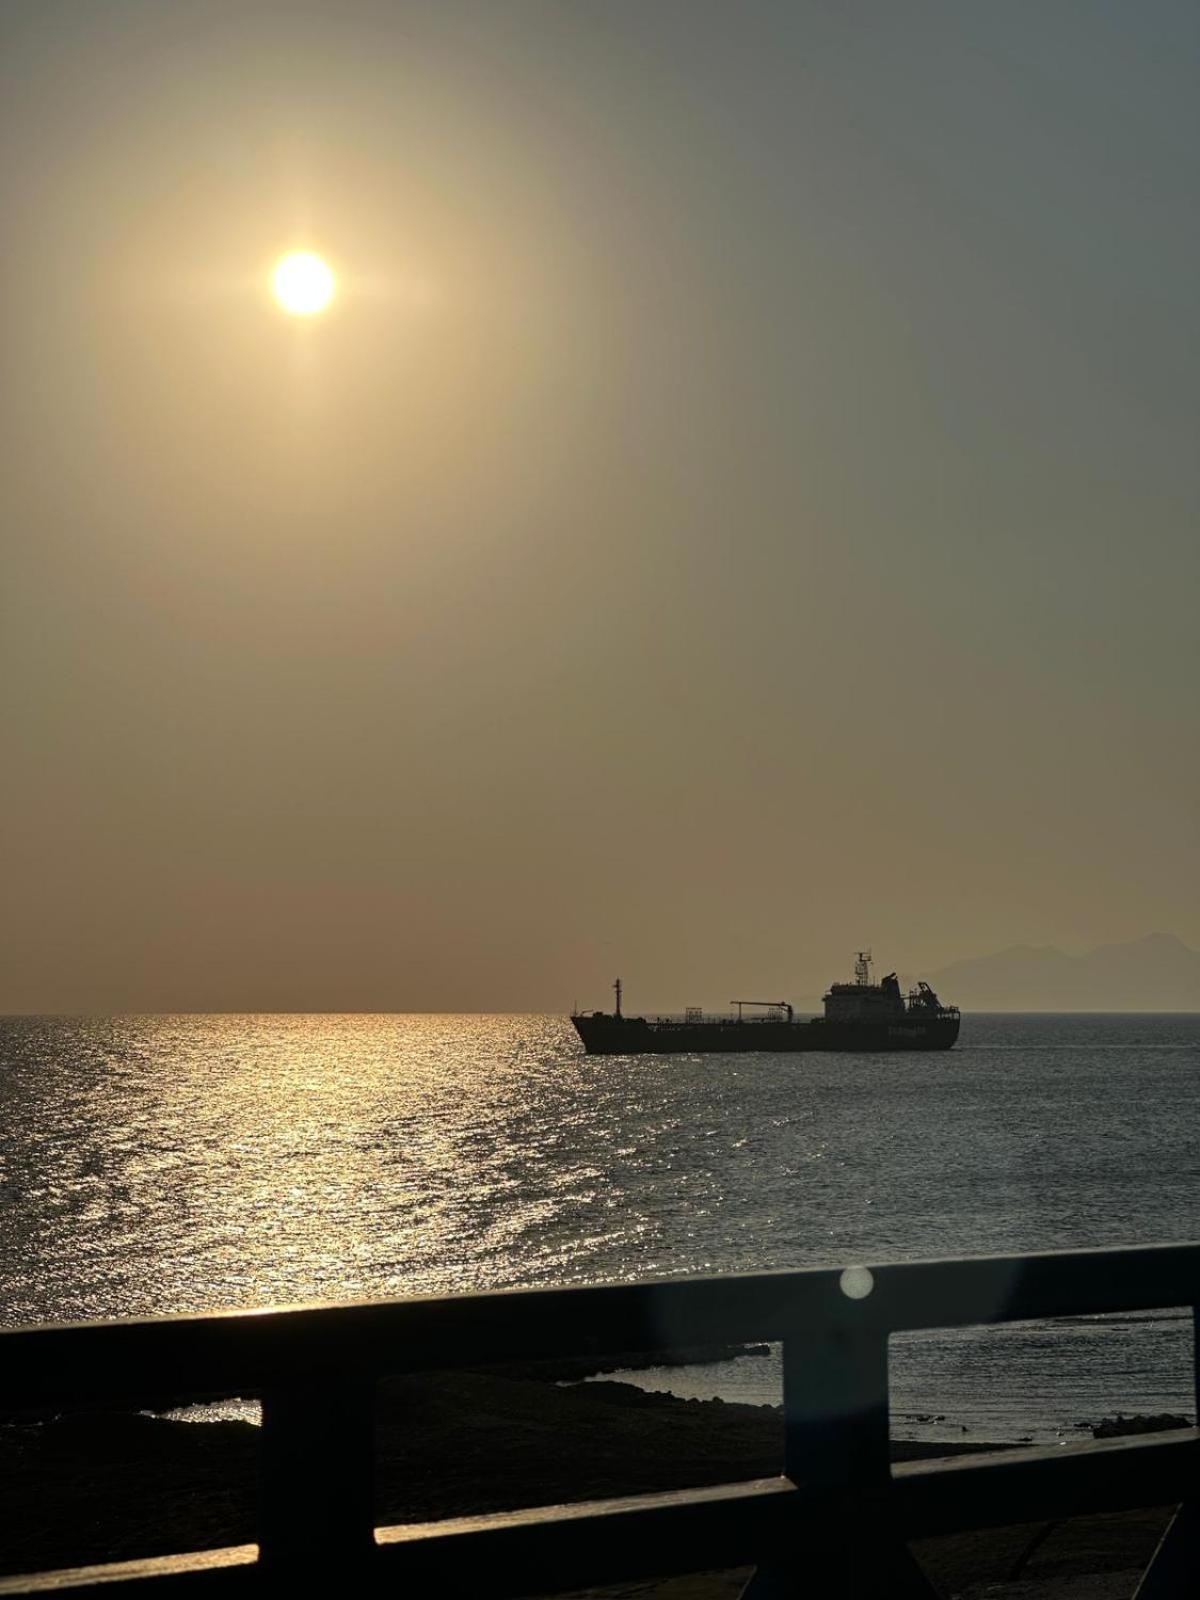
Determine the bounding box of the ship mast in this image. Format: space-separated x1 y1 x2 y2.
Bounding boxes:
854 950 872 987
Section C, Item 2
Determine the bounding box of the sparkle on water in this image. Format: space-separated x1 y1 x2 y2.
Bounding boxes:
0 1011 1196 1441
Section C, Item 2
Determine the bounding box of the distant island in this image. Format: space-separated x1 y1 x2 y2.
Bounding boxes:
918 932 1200 1012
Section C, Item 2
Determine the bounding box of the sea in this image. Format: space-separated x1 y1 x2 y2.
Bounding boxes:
0 1011 1196 1446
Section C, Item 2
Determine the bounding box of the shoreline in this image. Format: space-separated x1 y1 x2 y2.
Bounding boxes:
0 1369 1178 1593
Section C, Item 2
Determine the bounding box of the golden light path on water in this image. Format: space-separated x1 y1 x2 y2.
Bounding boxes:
0 1014 1196 1442
5 1016 646 1317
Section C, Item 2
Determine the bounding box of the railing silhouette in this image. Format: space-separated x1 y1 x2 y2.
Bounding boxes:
0 1243 1196 1596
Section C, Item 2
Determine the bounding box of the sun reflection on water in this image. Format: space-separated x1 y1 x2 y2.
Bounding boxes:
0 1014 668 1324
0 1012 1196 1333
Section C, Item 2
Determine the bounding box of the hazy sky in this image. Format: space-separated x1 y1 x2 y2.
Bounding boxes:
2 1 1197 1012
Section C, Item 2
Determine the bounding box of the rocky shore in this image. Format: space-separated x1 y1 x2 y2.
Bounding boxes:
0 1368 1178 1596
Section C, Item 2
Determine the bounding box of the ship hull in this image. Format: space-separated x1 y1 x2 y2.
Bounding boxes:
571 1014 960 1055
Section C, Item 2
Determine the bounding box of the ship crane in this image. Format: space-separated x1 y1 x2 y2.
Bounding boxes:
731 999 794 1023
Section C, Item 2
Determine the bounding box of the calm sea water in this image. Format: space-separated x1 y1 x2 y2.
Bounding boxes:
0 1012 1196 1441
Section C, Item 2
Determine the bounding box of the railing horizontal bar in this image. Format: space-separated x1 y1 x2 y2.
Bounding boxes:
0 1243 1194 1408
873 1250 1198 1333
0 1545 258 1597
0 1279 796 1408
892 1428 1200 1535
368 1435 1200 1592
0 1485 804 1598
374 1477 806 1595
373 1436 1194 1594
376 1474 796 1545
2 1431 1196 1597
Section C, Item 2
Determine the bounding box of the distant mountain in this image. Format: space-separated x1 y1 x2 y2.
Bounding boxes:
925 933 1200 1012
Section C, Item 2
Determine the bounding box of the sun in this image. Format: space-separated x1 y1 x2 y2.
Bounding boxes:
272 251 335 316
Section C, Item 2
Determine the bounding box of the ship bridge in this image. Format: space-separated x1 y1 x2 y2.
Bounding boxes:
821 951 907 1023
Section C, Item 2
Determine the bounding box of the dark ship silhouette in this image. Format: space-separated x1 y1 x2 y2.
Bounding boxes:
572 952 960 1055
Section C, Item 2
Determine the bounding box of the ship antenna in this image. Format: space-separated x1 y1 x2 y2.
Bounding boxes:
614 977 622 1018
855 950 872 987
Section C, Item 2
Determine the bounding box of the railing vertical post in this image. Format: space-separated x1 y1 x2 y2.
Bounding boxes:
258 1376 376 1576
1131 1300 1200 1595
745 1285 937 1598
781 1308 890 1493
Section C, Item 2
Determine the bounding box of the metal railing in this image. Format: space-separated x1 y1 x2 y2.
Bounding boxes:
0 1243 1196 1596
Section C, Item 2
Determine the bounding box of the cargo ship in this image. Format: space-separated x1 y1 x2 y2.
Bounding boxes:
571 953 960 1054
